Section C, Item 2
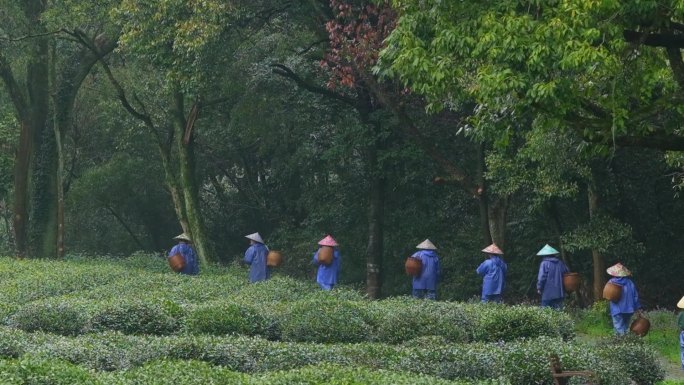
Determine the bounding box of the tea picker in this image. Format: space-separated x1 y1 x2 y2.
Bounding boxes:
168 233 199 275
243 232 270 283
676 296 684 370
605 263 643 336
536 244 569 310
410 239 441 300
476 243 507 303
313 235 341 290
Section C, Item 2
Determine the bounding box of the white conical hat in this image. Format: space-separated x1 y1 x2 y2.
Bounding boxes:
416 239 437 250
678 296 684 309
173 233 192 242
245 232 264 244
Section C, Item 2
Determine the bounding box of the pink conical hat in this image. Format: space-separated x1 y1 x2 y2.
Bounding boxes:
606 263 631 277
318 235 338 247
481 243 503 255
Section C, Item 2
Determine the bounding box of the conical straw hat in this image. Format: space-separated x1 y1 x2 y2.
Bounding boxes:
416 239 437 250
318 235 338 247
536 244 559 256
173 233 192 242
481 243 503 255
606 263 631 277
245 232 264 244
677 296 684 309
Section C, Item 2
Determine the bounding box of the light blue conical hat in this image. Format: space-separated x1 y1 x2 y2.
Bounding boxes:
536 244 559 256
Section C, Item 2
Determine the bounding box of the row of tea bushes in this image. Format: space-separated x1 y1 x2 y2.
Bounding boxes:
5 296 574 343
0 357 492 385
0 328 663 384
0 257 363 314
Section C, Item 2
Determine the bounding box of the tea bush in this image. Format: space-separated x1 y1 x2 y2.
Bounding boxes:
0 326 662 384
89 300 181 335
596 335 666 385
0 355 99 385
279 300 371 343
184 302 276 338
367 298 472 343
468 304 575 342
7 300 89 336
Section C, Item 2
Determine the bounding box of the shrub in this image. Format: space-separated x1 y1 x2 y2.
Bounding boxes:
184 302 277 339
7 300 88 336
279 300 371 343
468 305 575 342
89 300 181 335
0 355 99 385
106 359 246 384
367 298 472 343
596 335 666 385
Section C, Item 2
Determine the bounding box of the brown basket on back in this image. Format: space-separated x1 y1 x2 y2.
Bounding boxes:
405 257 422 277
318 246 333 266
267 250 283 267
168 253 185 272
562 272 581 293
630 315 650 336
602 281 622 302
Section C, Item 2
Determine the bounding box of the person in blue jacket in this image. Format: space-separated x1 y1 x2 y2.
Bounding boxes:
243 232 270 283
168 233 199 275
606 263 642 335
477 243 507 303
677 296 684 370
411 239 441 300
536 244 568 310
313 235 341 290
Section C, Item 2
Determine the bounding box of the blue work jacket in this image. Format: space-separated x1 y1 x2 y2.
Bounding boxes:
537 257 568 301
313 248 341 285
608 277 641 316
477 255 507 298
244 243 270 283
412 250 440 290
169 243 199 275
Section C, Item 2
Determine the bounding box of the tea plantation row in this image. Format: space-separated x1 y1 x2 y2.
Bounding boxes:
0 358 492 385
0 328 664 384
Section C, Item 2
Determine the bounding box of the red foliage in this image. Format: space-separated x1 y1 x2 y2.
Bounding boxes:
321 0 396 89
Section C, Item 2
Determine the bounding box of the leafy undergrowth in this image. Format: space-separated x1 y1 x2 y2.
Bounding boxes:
0 255 667 384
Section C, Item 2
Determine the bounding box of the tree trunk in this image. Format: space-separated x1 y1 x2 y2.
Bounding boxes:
50 41 65 258
365 144 385 299
173 92 212 264
588 182 604 301
476 143 493 246
488 196 508 250
13 120 31 258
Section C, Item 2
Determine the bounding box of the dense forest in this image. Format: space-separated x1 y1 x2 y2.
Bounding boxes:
1 0 683 307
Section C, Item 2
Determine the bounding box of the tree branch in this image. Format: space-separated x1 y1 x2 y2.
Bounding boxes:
0 50 27 119
271 63 358 107
623 29 684 48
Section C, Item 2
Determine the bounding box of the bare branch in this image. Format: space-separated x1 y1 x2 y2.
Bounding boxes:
271 63 358 107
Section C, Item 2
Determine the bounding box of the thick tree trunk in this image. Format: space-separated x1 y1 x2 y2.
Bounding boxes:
365 145 385 299
588 183 605 301
173 92 212 264
13 120 31 258
488 197 508 249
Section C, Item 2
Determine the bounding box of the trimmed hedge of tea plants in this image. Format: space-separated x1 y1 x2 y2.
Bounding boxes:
1 257 575 344
4 295 574 343
0 357 499 385
0 327 663 384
